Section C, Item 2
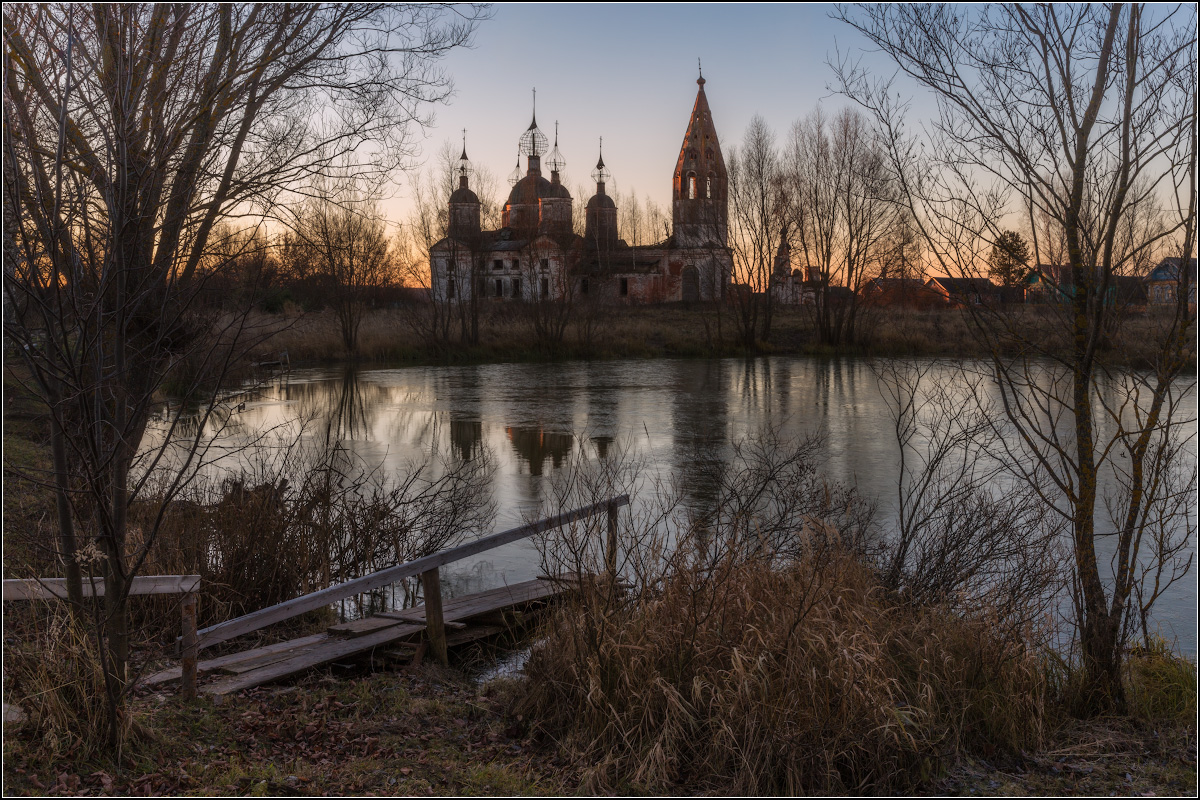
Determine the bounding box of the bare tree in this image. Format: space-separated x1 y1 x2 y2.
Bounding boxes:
784 106 900 346
402 140 500 350
727 116 788 350
871 359 1065 628
521 237 576 357
3 2 483 743
834 2 1196 713
289 182 394 355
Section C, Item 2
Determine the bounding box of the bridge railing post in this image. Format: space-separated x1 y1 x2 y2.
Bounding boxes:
181 591 198 700
605 500 619 578
421 567 448 666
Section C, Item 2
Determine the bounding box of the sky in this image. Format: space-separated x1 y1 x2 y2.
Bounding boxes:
384 3 915 224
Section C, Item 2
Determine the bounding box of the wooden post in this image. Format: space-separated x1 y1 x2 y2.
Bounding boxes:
606 501 619 578
421 568 448 666
181 591 198 700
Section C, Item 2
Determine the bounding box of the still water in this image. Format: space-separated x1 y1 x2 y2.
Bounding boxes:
162 357 1197 655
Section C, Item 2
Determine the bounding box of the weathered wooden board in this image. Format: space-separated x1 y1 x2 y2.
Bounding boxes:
141 634 329 687
379 579 563 626
202 623 424 696
445 624 505 647
327 617 405 638
4 575 200 601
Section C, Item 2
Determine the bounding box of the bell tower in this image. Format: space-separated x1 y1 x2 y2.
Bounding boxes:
672 69 728 248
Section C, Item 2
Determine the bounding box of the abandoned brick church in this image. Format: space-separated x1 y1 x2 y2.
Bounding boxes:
430 75 733 304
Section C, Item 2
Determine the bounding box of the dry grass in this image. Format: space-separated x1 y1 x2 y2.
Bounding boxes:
237 303 1190 367
4 604 141 762
517 549 1049 795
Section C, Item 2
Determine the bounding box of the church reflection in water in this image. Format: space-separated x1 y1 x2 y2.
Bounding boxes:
448 419 483 462
505 426 574 476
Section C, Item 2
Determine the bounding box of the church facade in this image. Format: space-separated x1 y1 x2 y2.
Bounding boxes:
429 76 733 305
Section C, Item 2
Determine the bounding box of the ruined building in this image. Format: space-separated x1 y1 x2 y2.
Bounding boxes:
430 75 733 304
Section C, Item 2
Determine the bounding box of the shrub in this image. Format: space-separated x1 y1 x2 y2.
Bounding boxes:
1126 637 1198 723
518 548 1047 795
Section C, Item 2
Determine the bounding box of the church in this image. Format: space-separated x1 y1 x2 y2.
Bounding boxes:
429 74 733 305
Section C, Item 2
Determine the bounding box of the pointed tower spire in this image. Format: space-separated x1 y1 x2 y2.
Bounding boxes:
672 70 727 248
457 129 471 189
591 137 610 194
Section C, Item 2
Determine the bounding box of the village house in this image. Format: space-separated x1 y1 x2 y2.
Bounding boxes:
923 276 1003 307
1146 257 1197 308
429 74 734 305
859 277 939 308
1025 263 1151 309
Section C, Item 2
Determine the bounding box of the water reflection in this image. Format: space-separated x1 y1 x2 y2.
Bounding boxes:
506 427 574 476
148 357 1196 654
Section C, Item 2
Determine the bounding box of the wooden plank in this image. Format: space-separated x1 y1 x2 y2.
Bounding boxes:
445 624 504 647
212 636 344 676
202 623 424 696
193 496 629 650
3 574 200 601
140 634 330 687
327 617 405 638
374 579 564 626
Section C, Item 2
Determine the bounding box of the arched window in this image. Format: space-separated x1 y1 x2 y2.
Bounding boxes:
706 173 714 199
687 173 697 200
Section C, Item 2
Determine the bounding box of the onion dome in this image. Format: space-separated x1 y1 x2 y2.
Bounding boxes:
519 90 548 158
508 149 522 187
547 121 567 174
591 139 611 186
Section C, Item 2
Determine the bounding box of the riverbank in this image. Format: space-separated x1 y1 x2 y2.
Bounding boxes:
238 303 1192 370
3 363 1196 796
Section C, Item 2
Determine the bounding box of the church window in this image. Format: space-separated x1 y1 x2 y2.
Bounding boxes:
687 173 696 200
493 259 503 271
540 258 549 271
447 278 456 299
541 277 550 298
620 278 629 296
706 174 714 199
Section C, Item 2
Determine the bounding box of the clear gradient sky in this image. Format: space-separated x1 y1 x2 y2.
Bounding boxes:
386 3 918 223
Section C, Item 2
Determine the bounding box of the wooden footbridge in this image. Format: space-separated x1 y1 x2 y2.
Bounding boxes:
141 496 629 697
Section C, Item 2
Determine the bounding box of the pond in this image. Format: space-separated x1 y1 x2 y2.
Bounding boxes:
148 356 1197 656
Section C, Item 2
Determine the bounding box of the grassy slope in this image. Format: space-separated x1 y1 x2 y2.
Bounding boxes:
4 666 570 797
